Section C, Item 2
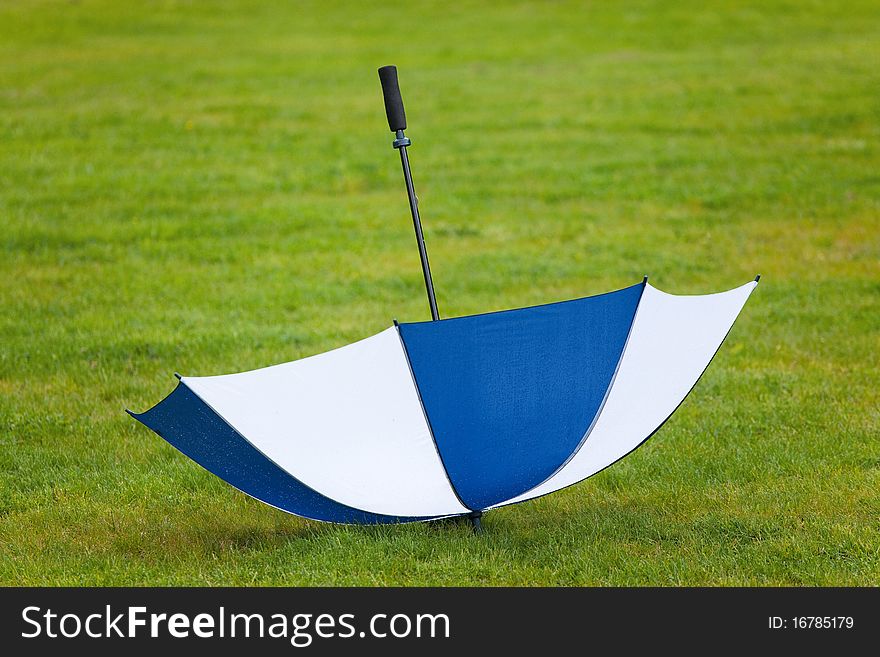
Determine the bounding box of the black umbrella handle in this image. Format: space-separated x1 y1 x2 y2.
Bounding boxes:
378 65 407 132
377 65 439 321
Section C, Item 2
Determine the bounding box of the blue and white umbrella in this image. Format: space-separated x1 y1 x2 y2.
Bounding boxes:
129 68 758 528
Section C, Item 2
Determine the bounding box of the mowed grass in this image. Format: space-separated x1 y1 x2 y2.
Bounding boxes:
1 0 878 585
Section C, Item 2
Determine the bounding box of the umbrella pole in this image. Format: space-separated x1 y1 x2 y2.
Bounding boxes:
378 66 440 321
396 138 440 321
380 67 482 533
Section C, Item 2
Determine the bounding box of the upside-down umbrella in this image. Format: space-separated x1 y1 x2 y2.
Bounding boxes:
129 67 758 530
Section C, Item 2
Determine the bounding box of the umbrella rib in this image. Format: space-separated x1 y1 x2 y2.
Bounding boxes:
393 320 474 513
490 277 760 509
168 379 435 524
508 277 649 503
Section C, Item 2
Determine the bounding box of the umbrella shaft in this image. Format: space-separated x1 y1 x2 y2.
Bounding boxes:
398 143 440 321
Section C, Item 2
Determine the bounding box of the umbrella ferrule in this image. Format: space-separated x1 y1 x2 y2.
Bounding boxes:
392 129 411 149
468 510 483 534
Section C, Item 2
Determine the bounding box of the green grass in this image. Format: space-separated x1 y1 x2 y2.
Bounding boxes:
1 0 878 585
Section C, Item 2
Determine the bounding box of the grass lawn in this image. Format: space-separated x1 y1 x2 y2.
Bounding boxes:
1 0 878 586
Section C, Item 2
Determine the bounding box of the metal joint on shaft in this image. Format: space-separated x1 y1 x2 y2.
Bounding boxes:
392 129 411 149
395 129 439 321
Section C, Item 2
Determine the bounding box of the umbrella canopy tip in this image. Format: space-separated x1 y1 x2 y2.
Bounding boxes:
642 275 649 285
754 274 761 283
468 510 484 534
174 372 183 380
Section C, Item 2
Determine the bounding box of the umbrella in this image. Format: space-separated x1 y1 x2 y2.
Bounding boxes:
129 67 758 529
